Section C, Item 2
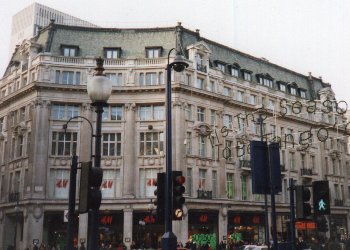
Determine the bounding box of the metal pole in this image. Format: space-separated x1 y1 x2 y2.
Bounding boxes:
289 178 296 250
162 58 177 250
258 114 270 249
268 146 278 249
88 104 104 250
67 155 78 250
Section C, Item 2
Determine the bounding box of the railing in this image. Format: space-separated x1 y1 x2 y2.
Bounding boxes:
135 58 165 66
300 168 313 176
197 190 212 199
239 160 251 169
53 56 86 64
104 58 126 66
334 199 344 206
196 64 207 73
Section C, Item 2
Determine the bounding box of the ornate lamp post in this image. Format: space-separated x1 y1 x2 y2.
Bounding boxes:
162 48 188 250
86 57 112 250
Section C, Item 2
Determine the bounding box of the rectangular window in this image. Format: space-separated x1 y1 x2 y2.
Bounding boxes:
0 117 4 132
106 73 123 86
196 78 204 89
231 67 239 77
49 169 70 198
226 173 234 199
145 73 157 85
243 71 252 81
249 95 256 105
223 114 232 129
139 132 164 156
223 87 230 96
217 63 225 72
146 48 161 58
300 90 306 98
185 104 192 120
210 110 216 125
139 105 164 120
62 46 77 57
241 175 248 200
301 154 305 169
103 105 124 121
290 87 297 95
212 170 217 198
186 132 192 155
51 132 77 156
104 48 120 59
198 135 206 157
186 168 192 196
101 169 121 198
62 71 74 84
56 71 80 85
19 107 26 121
102 133 122 156
51 104 79 120
209 81 215 92
139 168 159 197
185 74 191 86
199 169 206 190
236 91 244 102
197 107 205 122
289 152 295 170
17 135 24 158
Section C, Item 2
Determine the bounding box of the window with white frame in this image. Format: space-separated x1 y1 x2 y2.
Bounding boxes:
146 48 161 58
301 153 306 169
139 132 164 156
198 135 206 157
217 62 226 72
49 169 70 198
106 73 123 86
102 133 122 156
223 87 231 96
62 46 78 57
197 107 205 122
290 87 297 95
101 169 121 198
55 70 81 85
223 114 232 129
279 83 286 92
196 78 205 89
139 168 159 197
145 73 157 85
51 104 80 120
212 170 217 198
0 117 3 132
102 105 124 121
104 48 121 59
300 90 306 98
236 90 244 102
211 135 217 160
139 72 162 86
51 132 77 156
208 80 215 92
243 71 252 81
231 67 239 77
225 140 234 161
310 155 315 171
185 104 192 120
249 95 256 105
198 169 206 190
258 76 273 88
139 105 164 120
268 100 275 110
185 74 191 86
186 132 192 155
226 173 234 199
19 107 25 122
16 135 24 158
210 110 216 125
270 125 276 137
186 168 192 196
237 117 245 133
289 152 295 170
241 175 248 200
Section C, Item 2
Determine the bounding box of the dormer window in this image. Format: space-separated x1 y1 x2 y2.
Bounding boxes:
231 67 239 77
242 69 252 81
61 45 79 57
146 47 162 58
215 61 226 72
300 89 307 98
277 81 287 92
257 74 273 88
196 53 207 72
290 87 296 95
104 47 121 59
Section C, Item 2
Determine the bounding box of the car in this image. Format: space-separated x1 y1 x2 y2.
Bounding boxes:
238 245 268 250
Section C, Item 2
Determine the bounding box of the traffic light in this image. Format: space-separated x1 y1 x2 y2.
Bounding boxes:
79 161 103 214
313 180 330 216
154 172 165 222
295 185 311 219
316 215 329 232
172 171 186 220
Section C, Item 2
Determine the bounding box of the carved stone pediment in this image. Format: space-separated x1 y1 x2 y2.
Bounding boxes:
193 122 212 136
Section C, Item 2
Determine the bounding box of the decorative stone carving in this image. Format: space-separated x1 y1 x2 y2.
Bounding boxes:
33 204 43 220
125 103 136 111
193 122 212 137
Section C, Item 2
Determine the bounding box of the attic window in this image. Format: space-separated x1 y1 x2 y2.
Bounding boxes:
216 62 226 72
146 47 162 58
241 69 252 81
277 81 287 92
61 45 79 57
257 74 273 88
104 47 121 59
300 89 307 98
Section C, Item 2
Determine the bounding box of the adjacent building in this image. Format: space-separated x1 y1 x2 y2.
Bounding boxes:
0 18 349 249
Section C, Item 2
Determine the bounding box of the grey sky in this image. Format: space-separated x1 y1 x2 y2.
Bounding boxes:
1 0 349 103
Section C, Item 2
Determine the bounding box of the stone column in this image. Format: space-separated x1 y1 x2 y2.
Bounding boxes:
123 103 136 198
31 100 50 199
22 205 44 249
78 213 88 245
123 208 133 249
173 100 185 171
218 207 228 244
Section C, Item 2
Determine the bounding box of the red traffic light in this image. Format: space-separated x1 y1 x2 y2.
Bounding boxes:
175 175 185 185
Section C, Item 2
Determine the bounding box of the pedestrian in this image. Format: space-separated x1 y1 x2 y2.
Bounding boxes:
79 242 86 250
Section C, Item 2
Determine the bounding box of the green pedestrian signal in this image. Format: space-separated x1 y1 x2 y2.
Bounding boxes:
318 199 326 211
313 180 330 216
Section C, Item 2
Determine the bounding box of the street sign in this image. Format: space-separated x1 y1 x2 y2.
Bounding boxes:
64 209 69 222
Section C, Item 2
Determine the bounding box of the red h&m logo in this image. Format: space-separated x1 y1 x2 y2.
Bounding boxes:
100 216 113 225
56 179 68 188
102 180 113 189
199 214 208 223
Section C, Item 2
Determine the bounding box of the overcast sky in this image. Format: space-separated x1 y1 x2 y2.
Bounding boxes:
0 0 349 103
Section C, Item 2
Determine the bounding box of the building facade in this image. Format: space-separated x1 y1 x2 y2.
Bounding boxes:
0 21 350 249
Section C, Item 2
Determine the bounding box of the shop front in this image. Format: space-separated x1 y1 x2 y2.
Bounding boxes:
331 214 348 240
133 211 164 249
188 210 219 249
227 212 265 245
98 211 124 247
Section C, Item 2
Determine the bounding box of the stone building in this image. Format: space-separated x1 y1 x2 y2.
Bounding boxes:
0 20 349 249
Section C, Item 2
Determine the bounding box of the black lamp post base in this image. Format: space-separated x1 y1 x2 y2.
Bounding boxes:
161 231 177 250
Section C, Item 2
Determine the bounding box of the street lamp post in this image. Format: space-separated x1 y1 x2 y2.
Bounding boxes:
163 48 188 250
13 192 19 250
86 57 112 250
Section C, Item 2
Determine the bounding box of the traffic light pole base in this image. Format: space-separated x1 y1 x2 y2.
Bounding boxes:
162 231 177 250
